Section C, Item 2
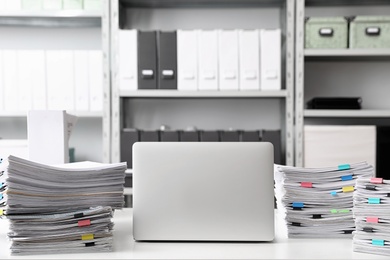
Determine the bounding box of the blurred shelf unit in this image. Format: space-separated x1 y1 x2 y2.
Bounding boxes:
0 0 110 162
295 0 390 166
110 0 295 166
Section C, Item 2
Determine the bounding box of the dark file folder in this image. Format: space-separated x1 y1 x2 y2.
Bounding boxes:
220 130 240 142
261 129 282 164
138 31 157 89
241 130 261 141
307 97 362 109
160 130 179 141
157 31 177 89
140 130 159 141
120 128 139 169
200 131 220 142
179 130 199 141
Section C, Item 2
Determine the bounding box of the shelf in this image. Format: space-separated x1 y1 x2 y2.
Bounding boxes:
304 49 390 61
0 10 101 27
305 0 390 7
0 111 103 118
119 90 288 98
304 109 390 118
120 0 286 8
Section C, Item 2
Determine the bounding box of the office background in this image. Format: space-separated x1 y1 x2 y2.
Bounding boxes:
0 0 390 173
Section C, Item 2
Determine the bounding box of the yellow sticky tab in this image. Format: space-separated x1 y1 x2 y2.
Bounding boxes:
0 209 3 216
342 186 354 193
81 234 94 240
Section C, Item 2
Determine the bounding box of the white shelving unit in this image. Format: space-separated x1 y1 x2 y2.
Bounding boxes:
295 0 390 166
110 0 295 166
0 2 111 163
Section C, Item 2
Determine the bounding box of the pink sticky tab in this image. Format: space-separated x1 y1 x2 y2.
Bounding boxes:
371 178 383 184
78 219 91 227
366 217 379 223
301 182 313 188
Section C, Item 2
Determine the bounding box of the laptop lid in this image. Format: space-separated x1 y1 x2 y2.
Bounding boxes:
132 142 274 241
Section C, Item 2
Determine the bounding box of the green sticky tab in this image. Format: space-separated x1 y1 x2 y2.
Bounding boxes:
372 239 385 246
338 209 350 213
330 209 338 214
368 198 381 204
338 164 350 170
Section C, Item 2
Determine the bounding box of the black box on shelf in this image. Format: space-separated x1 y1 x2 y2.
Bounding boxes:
140 130 160 141
307 97 362 110
120 128 139 169
261 129 282 164
200 130 220 142
241 130 261 141
160 130 179 141
220 130 240 142
179 130 199 141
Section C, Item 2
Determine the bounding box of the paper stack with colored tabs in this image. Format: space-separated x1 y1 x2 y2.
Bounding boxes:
276 162 373 238
0 155 127 255
353 177 390 256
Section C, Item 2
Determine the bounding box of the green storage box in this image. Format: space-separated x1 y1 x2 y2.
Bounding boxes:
21 0 42 10
305 17 348 49
350 16 390 48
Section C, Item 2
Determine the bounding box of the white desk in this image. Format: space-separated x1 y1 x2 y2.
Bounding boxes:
0 209 387 259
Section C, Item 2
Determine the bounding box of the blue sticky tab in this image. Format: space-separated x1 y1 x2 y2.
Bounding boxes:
372 239 385 246
0 182 3 189
341 175 353 181
330 191 337 196
292 202 304 208
0 194 3 200
368 198 381 204
338 164 350 170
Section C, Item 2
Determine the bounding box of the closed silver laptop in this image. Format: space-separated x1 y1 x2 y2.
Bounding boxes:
132 142 274 241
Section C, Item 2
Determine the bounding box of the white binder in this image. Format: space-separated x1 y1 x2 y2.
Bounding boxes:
119 29 138 91
46 50 75 111
0 51 3 111
30 50 47 110
74 50 90 111
177 30 198 91
239 29 260 91
3 50 19 111
260 29 281 91
218 30 239 91
198 30 218 91
88 50 103 112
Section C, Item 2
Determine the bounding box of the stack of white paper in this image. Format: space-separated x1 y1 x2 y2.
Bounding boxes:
0 155 126 255
353 177 390 256
276 162 373 238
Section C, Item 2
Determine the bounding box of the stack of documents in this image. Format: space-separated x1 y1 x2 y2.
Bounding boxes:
1 155 126 255
275 162 373 238
353 177 390 256
4 155 126 214
7 206 114 255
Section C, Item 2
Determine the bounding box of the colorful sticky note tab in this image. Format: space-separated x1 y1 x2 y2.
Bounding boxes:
74 212 84 218
368 198 381 204
0 194 3 200
372 239 385 246
81 234 94 240
292 202 304 208
301 182 313 188
330 209 338 214
330 191 337 196
338 209 350 213
0 209 3 216
78 219 91 227
338 164 350 170
366 185 377 191
0 183 3 189
366 217 379 223
341 175 353 181
342 186 354 193
371 178 383 184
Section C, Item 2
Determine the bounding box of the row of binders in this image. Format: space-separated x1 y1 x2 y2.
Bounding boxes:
0 0 101 11
353 177 390 256
0 155 127 255
121 128 282 169
119 29 281 92
275 162 373 238
0 50 103 113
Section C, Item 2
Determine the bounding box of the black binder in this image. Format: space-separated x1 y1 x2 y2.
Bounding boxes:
138 31 157 89
179 130 199 141
261 129 282 164
220 130 240 142
120 128 139 169
140 130 159 141
307 97 362 109
157 31 177 89
200 130 220 142
160 130 179 142
241 130 261 141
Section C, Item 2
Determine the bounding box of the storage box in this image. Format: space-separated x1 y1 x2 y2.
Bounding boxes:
305 17 348 49
350 16 390 48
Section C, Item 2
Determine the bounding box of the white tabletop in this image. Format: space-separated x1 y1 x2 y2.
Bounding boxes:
0 209 388 259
